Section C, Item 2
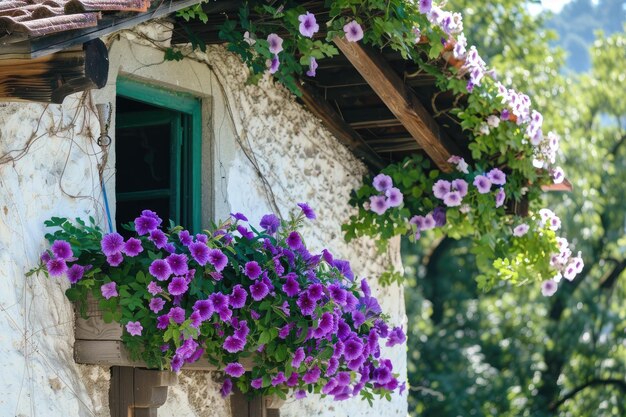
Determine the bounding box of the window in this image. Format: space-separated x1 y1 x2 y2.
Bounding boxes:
115 78 202 233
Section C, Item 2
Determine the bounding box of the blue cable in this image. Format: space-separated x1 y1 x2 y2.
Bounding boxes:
102 183 114 233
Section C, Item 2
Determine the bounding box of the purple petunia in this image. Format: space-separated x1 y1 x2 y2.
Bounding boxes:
166 253 188 276
148 229 167 249
156 314 170 330
220 378 233 398
386 326 406 347
306 57 318 77
189 242 210 266
297 202 316 220
193 299 214 320
101 282 118 299
46 259 67 277
271 372 287 386
268 55 280 74
298 12 319 38
168 307 186 324
343 338 364 361
207 249 228 272
297 293 316 316
419 0 432 14
147 281 162 295
487 168 507 185
168 277 189 296
149 297 165 313
244 261 262 279
473 175 492 194
295 390 307 399
250 281 269 301
260 214 280 234
495 188 506 208
513 223 530 237
210 293 229 311
149 259 172 281
134 214 159 235
452 179 468 197
122 238 143 257
433 180 451 199
223 336 245 353
286 232 302 250
51 240 72 260
372 173 393 192
251 378 263 389
125 321 143 336
302 366 321 384
101 233 124 256
267 33 283 54
292 347 305 368
282 275 300 297
178 230 193 246
224 362 246 378
67 264 84 284
229 285 247 309
385 187 404 207
343 20 364 42
107 252 123 267
443 191 462 207
541 280 558 297
369 195 389 215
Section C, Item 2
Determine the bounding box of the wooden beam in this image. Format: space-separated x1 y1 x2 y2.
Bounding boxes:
0 38 107 103
333 37 461 172
110 366 177 417
541 178 573 192
296 82 385 170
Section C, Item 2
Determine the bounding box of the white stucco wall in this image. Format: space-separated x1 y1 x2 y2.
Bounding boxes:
0 23 407 417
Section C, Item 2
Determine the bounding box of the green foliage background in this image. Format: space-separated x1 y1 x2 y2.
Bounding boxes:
405 1 626 416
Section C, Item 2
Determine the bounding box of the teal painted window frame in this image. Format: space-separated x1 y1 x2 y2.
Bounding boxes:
116 77 202 232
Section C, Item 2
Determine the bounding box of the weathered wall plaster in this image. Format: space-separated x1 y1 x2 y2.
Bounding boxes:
0 22 407 417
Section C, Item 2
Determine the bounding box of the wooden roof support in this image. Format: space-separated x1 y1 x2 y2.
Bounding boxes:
296 82 386 171
333 37 461 172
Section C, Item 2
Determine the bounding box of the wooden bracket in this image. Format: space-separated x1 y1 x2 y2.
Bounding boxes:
230 386 284 417
110 366 178 417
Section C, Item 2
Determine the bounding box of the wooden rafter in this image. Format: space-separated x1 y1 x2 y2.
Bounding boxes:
333 36 461 172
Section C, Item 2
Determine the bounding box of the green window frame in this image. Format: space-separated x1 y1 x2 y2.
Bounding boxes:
115 77 202 232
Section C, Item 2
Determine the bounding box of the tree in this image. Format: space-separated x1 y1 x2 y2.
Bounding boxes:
405 2 626 415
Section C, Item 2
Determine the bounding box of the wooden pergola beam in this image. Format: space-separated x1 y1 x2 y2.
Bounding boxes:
333 37 461 172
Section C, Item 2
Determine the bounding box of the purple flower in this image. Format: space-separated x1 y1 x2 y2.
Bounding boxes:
419 0 432 14
134 214 160 235
168 277 189 296
286 232 302 250
306 57 318 77
101 233 124 256
244 261 262 279
231 212 248 222
326 357 339 376
149 259 172 281
271 372 287 386
443 191 462 207
279 323 293 339
193 299 214 320
260 214 280 234
369 195 389 215
168 307 186 324
51 240 72 260
297 202 316 219
149 297 165 313
237 225 254 240
385 187 403 207
452 179 468 197
372 173 393 192
223 336 245 353
473 175 492 194
106 252 123 267
541 280 558 297
66 264 84 284
292 347 305 368
432 207 447 227
267 33 283 54
308 283 324 301
302 366 321 384
268 55 280 74
495 188 506 208
156 314 170 330
224 362 246 378
343 338 363 361
189 242 210 265
40 251 51 263
298 12 319 38
165 254 188 276
125 321 143 336
207 249 228 272
149 230 167 249
297 293 316 316
433 180 451 199
147 281 162 295
315 312 333 336
251 378 263 389
250 281 269 301
101 282 118 299
295 390 307 399
220 378 233 398
343 20 364 42
122 238 143 257
282 275 300 297
386 326 406 347
487 168 507 185
210 293 229 311
178 230 193 246
229 285 247 309
513 224 529 237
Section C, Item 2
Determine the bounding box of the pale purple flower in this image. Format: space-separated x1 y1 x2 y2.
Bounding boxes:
451 179 468 197
563 263 578 281
513 224 529 237
101 282 118 299
443 191 462 207
123 238 143 257
419 0 432 14
473 175 492 194
369 195 389 215
433 180 451 199
149 297 165 313
487 168 506 185
224 362 246 378
409 215 426 230
486 115 500 128
125 321 143 336
168 277 188 296
208 249 228 272
101 233 124 256
267 33 283 54
51 240 72 260
67 264 84 284
448 155 469 174
149 259 172 281
372 174 393 191
385 187 403 207
552 167 565 184
298 12 319 38
297 202 316 219
268 55 280 74
343 20 364 42
147 281 162 295
541 280 558 297
306 57 318 77
168 307 186 324
495 188 505 208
